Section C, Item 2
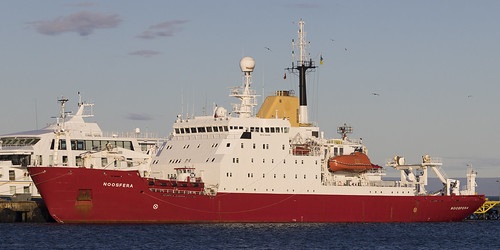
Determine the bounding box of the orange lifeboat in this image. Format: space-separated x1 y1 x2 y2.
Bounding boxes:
328 151 375 172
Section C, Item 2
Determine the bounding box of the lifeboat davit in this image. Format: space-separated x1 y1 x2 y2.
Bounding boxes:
328 151 375 173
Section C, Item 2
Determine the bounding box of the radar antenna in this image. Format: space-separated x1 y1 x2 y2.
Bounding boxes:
337 123 353 140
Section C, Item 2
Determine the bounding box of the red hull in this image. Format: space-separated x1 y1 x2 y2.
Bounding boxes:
28 167 485 223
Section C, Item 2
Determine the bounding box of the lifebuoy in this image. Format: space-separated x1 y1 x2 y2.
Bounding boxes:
190 173 195 178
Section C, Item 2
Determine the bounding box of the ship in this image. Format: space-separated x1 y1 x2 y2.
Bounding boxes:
28 20 485 223
0 94 162 200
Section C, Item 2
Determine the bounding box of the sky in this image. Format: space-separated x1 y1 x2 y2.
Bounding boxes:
1 1 500 187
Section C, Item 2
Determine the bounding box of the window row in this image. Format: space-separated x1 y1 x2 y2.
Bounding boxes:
0 137 40 147
173 126 290 135
233 158 318 165
50 139 134 151
226 172 318 180
174 126 229 134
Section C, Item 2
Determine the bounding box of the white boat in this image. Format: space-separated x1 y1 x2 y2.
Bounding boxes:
0 94 163 200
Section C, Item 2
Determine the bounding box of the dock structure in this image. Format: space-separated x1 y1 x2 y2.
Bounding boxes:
0 197 53 222
472 199 500 220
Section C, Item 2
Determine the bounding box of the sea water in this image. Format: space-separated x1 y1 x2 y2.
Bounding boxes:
1 221 499 249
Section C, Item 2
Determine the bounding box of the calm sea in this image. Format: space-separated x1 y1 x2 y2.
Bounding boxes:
1 221 499 249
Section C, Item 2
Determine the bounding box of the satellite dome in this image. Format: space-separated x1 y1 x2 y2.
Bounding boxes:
240 57 255 73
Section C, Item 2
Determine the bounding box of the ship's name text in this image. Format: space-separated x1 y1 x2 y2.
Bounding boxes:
103 182 134 188
450 206 469 211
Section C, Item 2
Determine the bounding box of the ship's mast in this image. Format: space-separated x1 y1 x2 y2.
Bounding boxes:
53 96 69 166
230 57 258 118
287 19 316 125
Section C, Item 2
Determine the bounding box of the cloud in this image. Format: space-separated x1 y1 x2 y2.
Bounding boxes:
126 113 154 121
32 11 121 36
129 50 162 58
137 20 188 39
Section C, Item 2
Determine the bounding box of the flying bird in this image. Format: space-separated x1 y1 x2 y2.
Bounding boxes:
371 92 380 96
265 47 272 52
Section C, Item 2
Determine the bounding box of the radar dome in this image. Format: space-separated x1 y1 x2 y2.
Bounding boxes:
240 57 255 72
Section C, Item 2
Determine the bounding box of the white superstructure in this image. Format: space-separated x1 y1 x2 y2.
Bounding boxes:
149 20 478 199
0 94 163 199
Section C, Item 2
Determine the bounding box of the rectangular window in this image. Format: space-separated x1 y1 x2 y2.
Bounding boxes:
101 158 108 168
92 140 100 150
24 186 30 193
76 156 83 167
124 141 133 150
50 139 67 150
9 170 15 181
77 140 84 150
60 139 67 150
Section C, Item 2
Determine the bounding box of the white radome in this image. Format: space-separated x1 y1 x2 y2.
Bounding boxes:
240 56 255 72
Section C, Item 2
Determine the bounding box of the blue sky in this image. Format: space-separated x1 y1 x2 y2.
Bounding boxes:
1 1 500 185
